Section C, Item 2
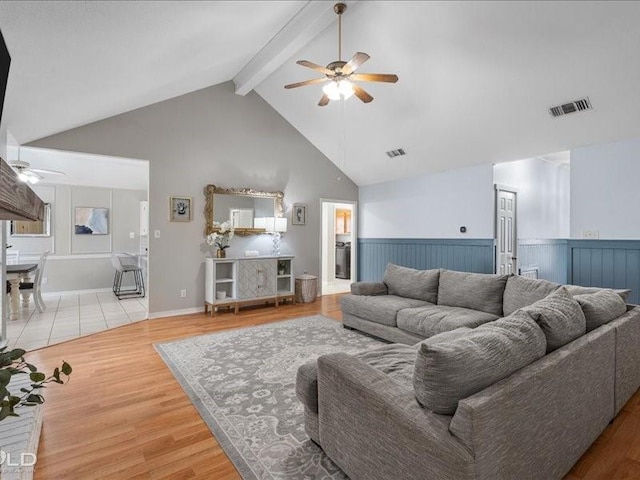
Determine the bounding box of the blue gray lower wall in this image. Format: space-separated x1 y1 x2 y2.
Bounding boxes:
358 239 495 281
358 238 640 304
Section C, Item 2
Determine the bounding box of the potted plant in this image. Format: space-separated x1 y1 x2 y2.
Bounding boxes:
0 346 71 421
278 260 287 276
206 221 235 258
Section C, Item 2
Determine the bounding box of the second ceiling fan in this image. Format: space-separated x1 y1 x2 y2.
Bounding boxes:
284 3 398 106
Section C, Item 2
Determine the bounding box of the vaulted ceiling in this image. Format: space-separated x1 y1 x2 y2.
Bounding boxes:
2 1 640 186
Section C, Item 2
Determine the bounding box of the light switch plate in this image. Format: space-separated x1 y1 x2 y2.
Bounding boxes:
154 230 161 239
129 232 135 239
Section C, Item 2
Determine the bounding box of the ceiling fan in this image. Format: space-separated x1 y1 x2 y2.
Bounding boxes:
9 159 65 184
284 2 398 106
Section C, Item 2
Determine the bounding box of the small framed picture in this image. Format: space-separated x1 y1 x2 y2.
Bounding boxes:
170 196 192 222
292 204 307 225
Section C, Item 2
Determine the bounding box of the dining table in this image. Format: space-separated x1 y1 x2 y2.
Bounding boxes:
6 263 37 321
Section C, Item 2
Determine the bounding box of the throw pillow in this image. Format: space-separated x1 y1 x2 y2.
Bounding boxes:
522 286 586 353
502 275 560 316
413 311 546 415
574 289 627 332
383 263 439 303
437 269 509 316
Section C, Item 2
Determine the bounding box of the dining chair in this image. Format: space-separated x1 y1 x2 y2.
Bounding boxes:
6 249 20 265
111 253 145 299
18 251 50 313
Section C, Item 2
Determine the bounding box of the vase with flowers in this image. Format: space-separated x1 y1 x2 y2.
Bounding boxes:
206 221 235 258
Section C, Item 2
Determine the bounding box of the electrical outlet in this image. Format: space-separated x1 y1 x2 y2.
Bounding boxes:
180 289 187 298
154 230 161 239
582 230 600 239
42 277 48 285
129 232 135 239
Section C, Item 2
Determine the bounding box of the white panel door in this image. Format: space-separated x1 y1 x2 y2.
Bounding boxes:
496 188 517 275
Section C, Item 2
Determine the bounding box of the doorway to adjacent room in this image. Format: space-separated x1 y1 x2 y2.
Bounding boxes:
320 199 357 296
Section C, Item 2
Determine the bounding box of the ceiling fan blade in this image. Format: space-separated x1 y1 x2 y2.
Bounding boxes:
284 78 329 89
296 60 334 76
353 84 373 104
342 52 370 75
318 94 330 107
350 73 398 83
29 168 66 176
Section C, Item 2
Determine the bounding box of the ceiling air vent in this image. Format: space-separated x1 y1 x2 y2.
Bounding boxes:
386 148 406 158
549 97 592 118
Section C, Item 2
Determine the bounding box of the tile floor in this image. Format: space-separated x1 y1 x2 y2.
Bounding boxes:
322 278 352 295
5 291 148 351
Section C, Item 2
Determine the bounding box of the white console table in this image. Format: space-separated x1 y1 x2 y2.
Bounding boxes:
204 256 295 316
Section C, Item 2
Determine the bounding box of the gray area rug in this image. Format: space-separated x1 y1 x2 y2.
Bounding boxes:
154 315 385 480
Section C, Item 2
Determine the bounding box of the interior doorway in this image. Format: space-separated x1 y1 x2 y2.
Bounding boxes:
320 199 357 295
495 185 518 275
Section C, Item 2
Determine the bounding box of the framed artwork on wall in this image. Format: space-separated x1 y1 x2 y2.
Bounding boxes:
292 204 307 225
170 196 192 222
74 207 109 235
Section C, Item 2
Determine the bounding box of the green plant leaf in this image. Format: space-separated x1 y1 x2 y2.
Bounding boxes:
29 372 46 383
26 394 43 404
8 396 21 407
0 354 10 368
0 405 11 421
0 369 11 387
0 386 8 401
8 349 26 361
61 362 72 376
26 363 37 373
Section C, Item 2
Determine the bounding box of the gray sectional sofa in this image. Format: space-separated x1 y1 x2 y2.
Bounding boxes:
296 264 640 480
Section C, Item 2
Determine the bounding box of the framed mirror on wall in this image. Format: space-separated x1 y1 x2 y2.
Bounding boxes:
10 203 51 237
204 185 284 236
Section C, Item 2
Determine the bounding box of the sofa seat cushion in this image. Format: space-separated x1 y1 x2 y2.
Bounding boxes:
437 269 509 316
296 344 417 413
522 286 586 353
575 289 628 332
341 294 429 327
413 310 547 415
397 305 499 338
503 275 560 316
383 263 440 303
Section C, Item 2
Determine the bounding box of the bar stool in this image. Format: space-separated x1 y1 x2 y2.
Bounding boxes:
111 254 145 299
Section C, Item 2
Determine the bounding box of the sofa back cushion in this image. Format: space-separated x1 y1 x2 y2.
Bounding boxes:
565 284 631 302
502 275 560 316
574 289 628 332
383 263 439 303
437 269 509 316
413 310 546 415
522 286 586 353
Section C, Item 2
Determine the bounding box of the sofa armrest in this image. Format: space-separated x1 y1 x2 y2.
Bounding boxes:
350 282 388 296
449 325 615 480
317 353 473 480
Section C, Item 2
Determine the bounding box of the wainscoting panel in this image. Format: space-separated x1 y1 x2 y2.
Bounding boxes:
358 239 495 282
517 239 568 284
569 240 640 304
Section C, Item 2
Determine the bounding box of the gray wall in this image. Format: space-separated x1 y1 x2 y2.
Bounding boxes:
28 81 358 314
7 184 146 292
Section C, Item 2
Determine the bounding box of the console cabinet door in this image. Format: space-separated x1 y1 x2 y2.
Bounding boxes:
237 259 276 299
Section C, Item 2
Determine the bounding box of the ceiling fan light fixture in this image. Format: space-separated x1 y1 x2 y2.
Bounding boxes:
17 172 29 183
338 79 354 99
322 79 354 101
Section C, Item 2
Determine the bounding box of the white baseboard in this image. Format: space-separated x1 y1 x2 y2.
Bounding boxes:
148 307 204 319
42 288 113 297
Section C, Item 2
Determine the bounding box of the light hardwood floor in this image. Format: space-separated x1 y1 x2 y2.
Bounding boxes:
25 294 640 480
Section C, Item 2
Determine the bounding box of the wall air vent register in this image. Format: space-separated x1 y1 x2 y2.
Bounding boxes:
549 97 592 118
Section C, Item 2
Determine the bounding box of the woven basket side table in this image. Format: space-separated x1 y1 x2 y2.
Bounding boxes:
295 274 318 303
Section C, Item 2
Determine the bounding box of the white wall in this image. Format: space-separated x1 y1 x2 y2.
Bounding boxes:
493 157 570 239
359 164 495 239
571 138 640 239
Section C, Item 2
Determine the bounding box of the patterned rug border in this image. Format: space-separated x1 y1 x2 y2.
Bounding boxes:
153 315 364 480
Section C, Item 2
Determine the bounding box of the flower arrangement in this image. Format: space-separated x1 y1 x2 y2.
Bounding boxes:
206 221 235 257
